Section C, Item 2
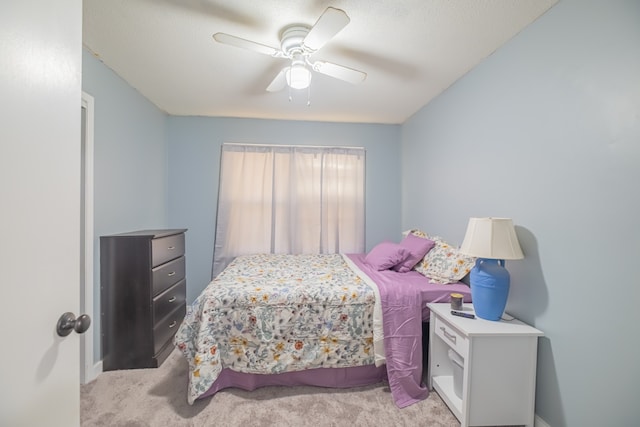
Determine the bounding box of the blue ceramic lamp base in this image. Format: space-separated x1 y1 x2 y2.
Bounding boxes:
470 258 510 321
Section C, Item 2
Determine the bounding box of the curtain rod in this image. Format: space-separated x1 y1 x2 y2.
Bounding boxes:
223 142 365 151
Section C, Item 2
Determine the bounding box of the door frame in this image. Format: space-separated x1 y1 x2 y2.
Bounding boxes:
81 91 99 384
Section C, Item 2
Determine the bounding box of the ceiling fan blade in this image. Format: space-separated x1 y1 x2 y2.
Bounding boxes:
312 61 366 84
303 7 350 52
266 68 288 92
213 32 282 57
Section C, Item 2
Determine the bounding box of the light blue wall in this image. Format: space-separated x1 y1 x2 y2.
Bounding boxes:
82 51 169 362
401 0 640 425
167 116 401 302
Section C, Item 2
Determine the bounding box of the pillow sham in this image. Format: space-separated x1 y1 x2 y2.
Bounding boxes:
415 237 476 284
392 233 436 273
403 229 428 238
404 228 441 242
364 241 410 271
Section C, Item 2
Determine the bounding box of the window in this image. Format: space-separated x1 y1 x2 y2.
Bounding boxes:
212 143 365 278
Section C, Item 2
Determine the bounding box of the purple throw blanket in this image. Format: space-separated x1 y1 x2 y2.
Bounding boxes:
346 253 471 408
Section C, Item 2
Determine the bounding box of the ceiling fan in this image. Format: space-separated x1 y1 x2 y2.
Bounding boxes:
213 7 367 93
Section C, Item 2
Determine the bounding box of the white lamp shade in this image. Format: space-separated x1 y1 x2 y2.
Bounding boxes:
460 217 524 260
285 64 312 89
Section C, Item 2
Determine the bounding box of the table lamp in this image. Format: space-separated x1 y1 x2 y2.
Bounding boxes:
459 217 524 320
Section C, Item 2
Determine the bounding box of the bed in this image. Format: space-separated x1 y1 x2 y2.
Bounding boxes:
175 231 474 408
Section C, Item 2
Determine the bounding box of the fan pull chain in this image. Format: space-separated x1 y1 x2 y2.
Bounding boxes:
286 83 311 105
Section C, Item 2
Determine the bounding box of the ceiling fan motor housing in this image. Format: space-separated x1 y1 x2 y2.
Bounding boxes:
280 25 311 56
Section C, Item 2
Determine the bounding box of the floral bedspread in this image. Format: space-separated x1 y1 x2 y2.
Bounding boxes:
174 253 377 404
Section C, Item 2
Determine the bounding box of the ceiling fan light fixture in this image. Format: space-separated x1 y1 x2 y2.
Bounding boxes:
285 64 312 90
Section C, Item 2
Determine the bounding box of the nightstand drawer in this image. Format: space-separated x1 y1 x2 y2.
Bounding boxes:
152 233 185 267
154 279 186 324
152 256 185 296
435 316 468 357
153 303 186 355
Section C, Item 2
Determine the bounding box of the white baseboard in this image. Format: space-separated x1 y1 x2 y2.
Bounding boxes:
82 360 103 384
535 414 551 427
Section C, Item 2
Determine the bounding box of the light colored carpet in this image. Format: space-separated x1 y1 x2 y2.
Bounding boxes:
81 349 459 426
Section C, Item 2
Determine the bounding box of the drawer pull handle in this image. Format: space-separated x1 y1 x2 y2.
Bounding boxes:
169 321 177 328
167 246 175 250
440 326 457 344
168 296 176 303
168 271 176 276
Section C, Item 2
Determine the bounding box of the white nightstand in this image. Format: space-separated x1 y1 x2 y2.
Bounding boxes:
428 303 543 427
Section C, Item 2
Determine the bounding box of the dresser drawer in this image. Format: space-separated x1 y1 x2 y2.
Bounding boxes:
152 256 185 296
153 279 186 324
152 233 185 267
153 303 186 355
435 316 468 357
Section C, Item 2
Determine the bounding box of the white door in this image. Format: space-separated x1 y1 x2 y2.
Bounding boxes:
0 1 83 426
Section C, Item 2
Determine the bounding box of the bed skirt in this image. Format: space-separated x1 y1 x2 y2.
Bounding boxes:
199 364 388 400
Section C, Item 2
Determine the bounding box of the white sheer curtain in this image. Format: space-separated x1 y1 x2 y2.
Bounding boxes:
212 143 365 278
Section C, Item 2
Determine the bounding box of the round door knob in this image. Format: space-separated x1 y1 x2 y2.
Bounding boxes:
56 312 91 337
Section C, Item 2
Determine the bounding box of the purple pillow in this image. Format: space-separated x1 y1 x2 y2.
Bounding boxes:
364 241 410 271
392 234 436 273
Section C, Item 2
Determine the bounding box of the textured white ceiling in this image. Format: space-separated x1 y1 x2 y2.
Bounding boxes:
83 0 557 124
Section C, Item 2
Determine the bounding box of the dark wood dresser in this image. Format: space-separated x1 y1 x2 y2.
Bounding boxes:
100 229 187 370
